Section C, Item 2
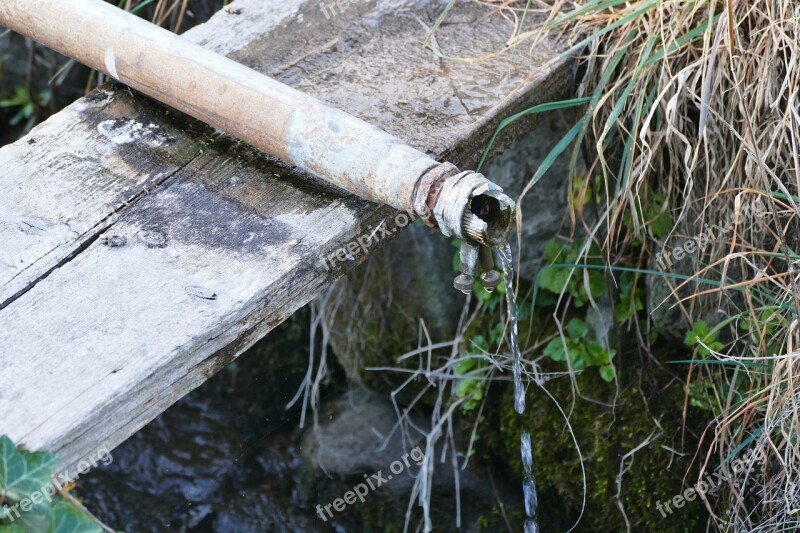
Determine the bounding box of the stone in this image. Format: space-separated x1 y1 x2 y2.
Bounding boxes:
327 223 464 393
300 386 511 531
483 112 578 280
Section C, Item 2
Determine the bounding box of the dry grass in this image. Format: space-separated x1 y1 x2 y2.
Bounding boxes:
420 0 800 529
308 0 800 530
508 0 800 530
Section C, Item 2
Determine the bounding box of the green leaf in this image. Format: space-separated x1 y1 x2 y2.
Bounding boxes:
586 341 605 361
566 318 588 340
570 344 588 370
587 271 608 299
48 500 102 533
535 289 558 307
0 525 26 533
0 87 30 108
0 435 58 503
454 357 477 374
543 338 566 362
614 302 632 322
469 335 489 353
15 506 51 533
476 98 592 171
719 426 765 468
539 267 571 295
544 240 567 262
455 378 474 398
615 273 645 322
684 321 711 346
599 364 616 382
649 210 674 238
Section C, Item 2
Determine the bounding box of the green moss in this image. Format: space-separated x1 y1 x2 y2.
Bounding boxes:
486 348 711 532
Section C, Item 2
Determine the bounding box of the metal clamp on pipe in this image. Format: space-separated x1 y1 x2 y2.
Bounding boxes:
0 0 516 293
413 163 514 294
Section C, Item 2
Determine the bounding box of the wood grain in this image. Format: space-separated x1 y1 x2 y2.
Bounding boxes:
0 0 572 475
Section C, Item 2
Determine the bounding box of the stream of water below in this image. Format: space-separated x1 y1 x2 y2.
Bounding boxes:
497 242 539 533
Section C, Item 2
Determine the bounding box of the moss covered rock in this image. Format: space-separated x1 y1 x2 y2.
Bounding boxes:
327 223 463 393
487 350 711 532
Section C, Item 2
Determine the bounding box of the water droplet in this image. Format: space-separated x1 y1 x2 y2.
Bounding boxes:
523 476 538 517
521 431 533 473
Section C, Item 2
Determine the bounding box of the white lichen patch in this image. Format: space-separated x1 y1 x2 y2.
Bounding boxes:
97 119 173 148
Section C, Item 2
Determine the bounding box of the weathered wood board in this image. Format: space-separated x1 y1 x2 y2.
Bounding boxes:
0 92 210 308
0 0 572 475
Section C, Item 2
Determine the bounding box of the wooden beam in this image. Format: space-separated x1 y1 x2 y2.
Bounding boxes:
0 0 572 475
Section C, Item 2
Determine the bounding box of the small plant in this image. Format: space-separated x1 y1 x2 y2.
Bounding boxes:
456 323 506 412
538 239 607 308
570 174 604 209
685 377 718 412
614 271 645 323
0 87 50 127
684 320 724 356
620 191 674 242
454 356 486 412
543 318 616 382
740 309 784 355
0 435 101 532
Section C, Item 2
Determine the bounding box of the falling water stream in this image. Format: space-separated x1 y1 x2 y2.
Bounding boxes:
497 242 539 533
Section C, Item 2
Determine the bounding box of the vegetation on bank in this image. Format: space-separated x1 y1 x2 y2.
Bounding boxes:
3 0 799 531
442 0 800 530
0 436 103 532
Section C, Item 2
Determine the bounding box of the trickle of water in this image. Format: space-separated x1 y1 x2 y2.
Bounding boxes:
521 432 539 527
498 242 540 533
524 520 540 533
523 475 538 515
496 242 525 414
521 427 533 472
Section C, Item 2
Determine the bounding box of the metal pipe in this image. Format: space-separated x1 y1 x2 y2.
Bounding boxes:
0 0 514 256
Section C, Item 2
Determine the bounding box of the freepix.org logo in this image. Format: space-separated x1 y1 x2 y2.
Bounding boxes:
316 445 425 522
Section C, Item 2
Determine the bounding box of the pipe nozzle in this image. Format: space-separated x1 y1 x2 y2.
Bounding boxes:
462 188 515 248
428 170 515 248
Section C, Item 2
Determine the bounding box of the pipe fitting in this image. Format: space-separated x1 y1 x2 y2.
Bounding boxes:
412 163 516 248
454 240 479 294
423 170 515 248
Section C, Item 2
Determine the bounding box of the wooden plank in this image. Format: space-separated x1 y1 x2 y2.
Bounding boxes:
0 90 210 308
0 137 398 475
0 0 572 474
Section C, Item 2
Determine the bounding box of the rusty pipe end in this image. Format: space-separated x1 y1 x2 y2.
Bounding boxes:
462 187 515 247
416 167 514 248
